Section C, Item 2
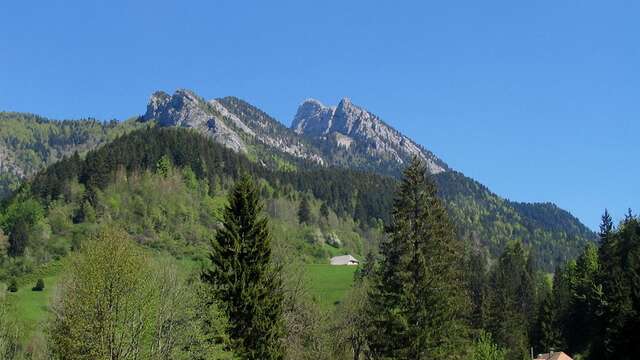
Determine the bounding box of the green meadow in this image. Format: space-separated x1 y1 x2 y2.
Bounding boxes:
305 264 357 309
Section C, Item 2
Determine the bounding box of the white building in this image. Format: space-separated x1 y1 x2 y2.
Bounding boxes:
330 255 359 266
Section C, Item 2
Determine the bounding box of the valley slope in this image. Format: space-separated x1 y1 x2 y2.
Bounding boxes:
0 90 595 270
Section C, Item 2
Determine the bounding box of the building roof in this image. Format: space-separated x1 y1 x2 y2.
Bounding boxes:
535 352 573 360
330 255 359 265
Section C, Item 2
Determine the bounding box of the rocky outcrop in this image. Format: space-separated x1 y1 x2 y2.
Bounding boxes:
142 89 246 153
142 90 326 163
292 98 447 174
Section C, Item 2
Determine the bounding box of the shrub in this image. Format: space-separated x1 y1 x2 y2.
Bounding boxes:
32 278 45 291
7 279 17 293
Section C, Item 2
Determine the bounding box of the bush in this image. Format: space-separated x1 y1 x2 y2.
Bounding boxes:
32 278 45 291
7 279 17 293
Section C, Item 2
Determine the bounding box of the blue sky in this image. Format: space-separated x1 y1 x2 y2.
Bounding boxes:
1 0 638 229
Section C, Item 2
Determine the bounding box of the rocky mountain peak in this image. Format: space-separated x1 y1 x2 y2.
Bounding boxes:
291 99 334 136
292 97 447 174
142 89 246 152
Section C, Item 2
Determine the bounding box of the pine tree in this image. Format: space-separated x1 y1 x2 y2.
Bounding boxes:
366 158 469 359
319 202 330 220
595 213 640 359
485 242 532 359
202 175 285 360
297 196 311 225
536 293 564 353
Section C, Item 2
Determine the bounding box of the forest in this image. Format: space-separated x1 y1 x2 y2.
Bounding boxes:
0 127 636 359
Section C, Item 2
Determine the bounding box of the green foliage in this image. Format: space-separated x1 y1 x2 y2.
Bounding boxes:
435 171 596 271
7 279 17 293
534 210 640 360
7 126 595 271
0 291 21 359
31 278 44 292
305 264 358 309
202 175 285 360
331 279 371 359
366 159 470 359
472 331 507 360
0 112 146 199
484 241 537 359
49 227 232 359
297 196 311 225
319 202 329 220
156 154 173 177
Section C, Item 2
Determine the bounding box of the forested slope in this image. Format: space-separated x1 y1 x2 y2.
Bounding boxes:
2 127 594 272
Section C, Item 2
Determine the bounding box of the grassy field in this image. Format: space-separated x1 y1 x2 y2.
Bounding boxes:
2 258 357 350
305 264 357 309
3 259 67 347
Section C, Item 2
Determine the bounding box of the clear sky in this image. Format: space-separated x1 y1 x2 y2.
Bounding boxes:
1 0 638 229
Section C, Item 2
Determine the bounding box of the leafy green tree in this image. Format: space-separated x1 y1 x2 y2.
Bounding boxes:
202 175 285 360
366 158 470 359
49 228 156 359
472 331 507 360
49 227 224 360
156 155 173 178
297 196 311 225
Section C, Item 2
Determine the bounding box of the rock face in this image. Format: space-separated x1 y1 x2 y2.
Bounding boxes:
292 98 447 174
142 90 325 163
143 89 246 153
143 90 448 175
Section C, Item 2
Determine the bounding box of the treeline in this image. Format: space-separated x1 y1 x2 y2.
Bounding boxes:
435 170 595 271
535 210 640 359
463 209 640 360
22 127 395 227
0 111 144 198
18 126 594 271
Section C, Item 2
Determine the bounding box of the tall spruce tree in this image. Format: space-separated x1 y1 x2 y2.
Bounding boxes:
485 242 534 359
366 158 470 359
297 196 311 225
596 213 640 359
202 175 285 360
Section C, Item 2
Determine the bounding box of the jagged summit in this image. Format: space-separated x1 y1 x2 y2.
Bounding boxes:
142 89 245 152
141 89 324 162
291 97 447 174
292 98 335 136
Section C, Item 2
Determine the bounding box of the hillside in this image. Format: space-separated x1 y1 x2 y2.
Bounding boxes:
0 91 596 270
138 90 595 269
0 112 146 198
0 125 593 272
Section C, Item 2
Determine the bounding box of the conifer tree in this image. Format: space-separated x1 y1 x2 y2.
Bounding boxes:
202 175 285 360
366 158 469 359
297 196 311 225
319 202 329 220
485 242 533 359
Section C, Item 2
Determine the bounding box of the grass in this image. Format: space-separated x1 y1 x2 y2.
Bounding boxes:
305 264 357 310
2 254 357 349
3 258 68 346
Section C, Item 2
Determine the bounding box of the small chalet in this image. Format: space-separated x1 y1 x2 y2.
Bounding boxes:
330 255 359 266
534 351 573 360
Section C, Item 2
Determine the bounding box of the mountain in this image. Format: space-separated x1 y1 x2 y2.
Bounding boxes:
142 90 324 165
139 90 595 269
292 98 447 176
0 89 596 270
